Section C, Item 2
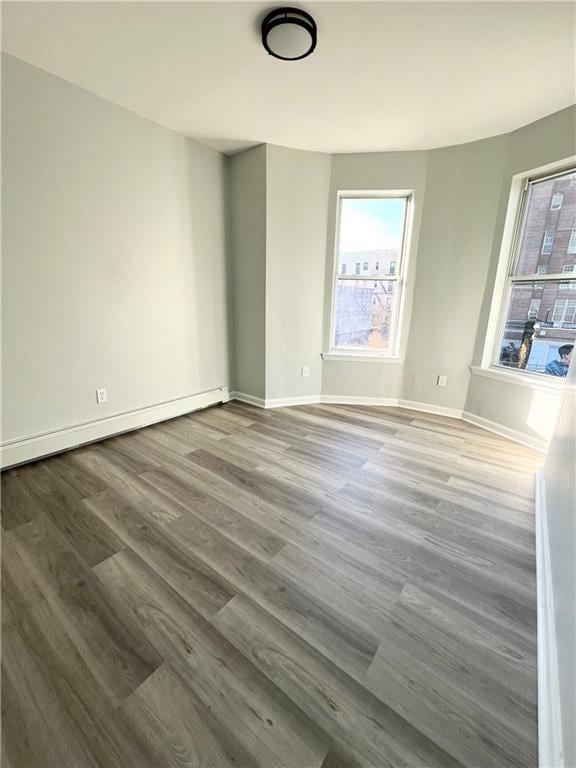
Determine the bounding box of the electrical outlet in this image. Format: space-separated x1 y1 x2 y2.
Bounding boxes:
437 375 447 387
96 388 108 404
301 365 311 378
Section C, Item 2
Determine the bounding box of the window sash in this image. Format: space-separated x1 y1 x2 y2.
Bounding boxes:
330 193 411 355
491 162 576 371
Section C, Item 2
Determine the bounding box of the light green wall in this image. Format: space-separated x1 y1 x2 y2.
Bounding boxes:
265 145 331 401
404 135 509 409
2 54 230 441
226 145 267 399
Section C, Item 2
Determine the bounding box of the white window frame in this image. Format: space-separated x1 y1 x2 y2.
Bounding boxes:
327 190 414 359
541 230 555 255
481 158 576 382
552 298 576 326
527 299 541 320
550 192 564 210
568 228 576 254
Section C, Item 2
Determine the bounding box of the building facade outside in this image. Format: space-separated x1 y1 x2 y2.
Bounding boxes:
499 171 576 375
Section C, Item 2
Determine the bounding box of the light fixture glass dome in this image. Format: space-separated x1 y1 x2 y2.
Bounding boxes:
261 8 317 61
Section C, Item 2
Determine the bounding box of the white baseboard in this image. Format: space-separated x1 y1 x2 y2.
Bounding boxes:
229 391 267 408
397 399 463 419
230 392 322 409
229 393 547 452
535 472 565 768
267 394 322 408
1 387 228 469
231 393 398 408
321 395 399 406
462 410 548 453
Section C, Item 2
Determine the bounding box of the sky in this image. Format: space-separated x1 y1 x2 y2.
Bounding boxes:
339 197 405 254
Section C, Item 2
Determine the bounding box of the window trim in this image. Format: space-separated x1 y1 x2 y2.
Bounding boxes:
327 190 414 359
481 156 576 379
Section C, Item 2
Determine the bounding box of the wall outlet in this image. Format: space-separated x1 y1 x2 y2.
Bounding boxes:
301 365 311 378
96 388 108 404
436 375 447 387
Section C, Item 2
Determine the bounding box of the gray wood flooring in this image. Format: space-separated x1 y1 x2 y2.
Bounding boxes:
1 402 542 768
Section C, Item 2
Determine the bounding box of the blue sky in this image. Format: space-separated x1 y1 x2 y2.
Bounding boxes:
339 197 405 253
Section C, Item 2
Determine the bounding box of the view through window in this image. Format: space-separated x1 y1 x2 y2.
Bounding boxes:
331 195 409 353
498 167 576 377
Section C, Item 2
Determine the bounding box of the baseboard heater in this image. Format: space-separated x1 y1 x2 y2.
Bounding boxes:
0 386 228 470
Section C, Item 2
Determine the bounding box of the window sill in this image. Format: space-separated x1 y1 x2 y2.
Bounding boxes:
322 352 404 363
470 365 566 392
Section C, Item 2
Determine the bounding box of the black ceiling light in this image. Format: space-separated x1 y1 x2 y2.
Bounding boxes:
261 7 317 61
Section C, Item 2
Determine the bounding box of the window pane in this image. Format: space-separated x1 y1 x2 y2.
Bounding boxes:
498 281 576 376
333 279 398 350
337 197 407 278
515 169 576 275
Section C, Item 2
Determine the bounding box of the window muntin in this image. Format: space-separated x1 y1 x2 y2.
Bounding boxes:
331 195 410 354
495 167 576 377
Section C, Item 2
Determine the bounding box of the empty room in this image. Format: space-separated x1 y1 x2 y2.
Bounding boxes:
1 2 575 767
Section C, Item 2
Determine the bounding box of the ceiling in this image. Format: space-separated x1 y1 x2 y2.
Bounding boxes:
2 2 575 154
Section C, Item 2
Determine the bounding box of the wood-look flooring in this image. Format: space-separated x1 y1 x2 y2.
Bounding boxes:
1 402 542 768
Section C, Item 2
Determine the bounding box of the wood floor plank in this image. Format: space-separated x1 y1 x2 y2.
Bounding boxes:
95 549 330 768
4 516 161 704
84 489 234 620
120 664 248 768
213 595 466 768
1 402 540 768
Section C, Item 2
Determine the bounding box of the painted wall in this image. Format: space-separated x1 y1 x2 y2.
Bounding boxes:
321 150 428 399
542 359 576 768
226 145 267 399
2 55 230 443
403 135 508 410
265 145 331 401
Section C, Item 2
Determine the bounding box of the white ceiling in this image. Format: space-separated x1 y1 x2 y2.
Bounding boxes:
2 1 575 154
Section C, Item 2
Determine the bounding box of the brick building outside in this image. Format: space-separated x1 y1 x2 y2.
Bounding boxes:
334 249 398 348
499 171 576 374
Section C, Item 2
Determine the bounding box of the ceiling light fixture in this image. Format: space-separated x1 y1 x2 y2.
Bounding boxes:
261 7 317 61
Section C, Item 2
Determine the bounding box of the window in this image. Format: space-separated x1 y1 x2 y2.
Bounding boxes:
341 264 347 275
535 265 548 289
569 228 576 254
552 299 576 326
541 231 555 255
491 166 576 377
551 192 564 210
527 299 541 320
331 194 411 354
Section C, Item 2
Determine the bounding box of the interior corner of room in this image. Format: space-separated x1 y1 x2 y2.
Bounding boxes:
1 3 575 766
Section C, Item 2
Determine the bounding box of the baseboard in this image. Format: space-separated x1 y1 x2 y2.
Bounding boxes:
320 395 399 406
397 399 463 419
535 472 565 768
1 387 228 469
462 410 548 453
229 391 267 408
229 392 548 452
